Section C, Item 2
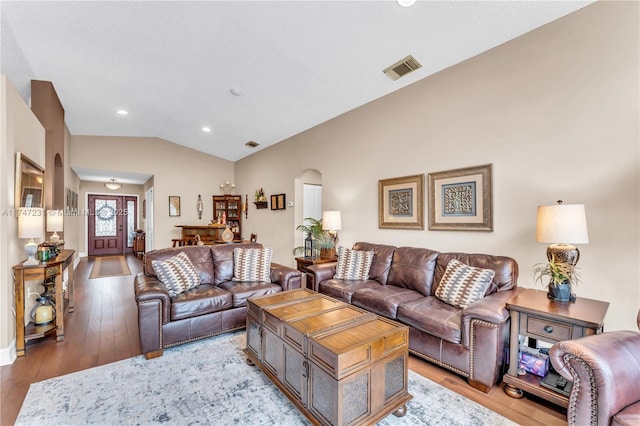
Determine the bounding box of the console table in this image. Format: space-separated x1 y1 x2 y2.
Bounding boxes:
503 288 609 407
245 289 411 425
13 249 75 356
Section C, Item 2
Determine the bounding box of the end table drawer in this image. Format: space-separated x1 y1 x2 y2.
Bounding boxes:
527 316 572 341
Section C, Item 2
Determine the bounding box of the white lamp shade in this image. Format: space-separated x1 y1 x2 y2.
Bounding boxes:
322 210 342 231
536 204 589 244
18 208 44 239
46 209 64 232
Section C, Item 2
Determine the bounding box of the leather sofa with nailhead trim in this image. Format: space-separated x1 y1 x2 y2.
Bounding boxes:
134 243 302 359
307 241 521 392
549 309 640 426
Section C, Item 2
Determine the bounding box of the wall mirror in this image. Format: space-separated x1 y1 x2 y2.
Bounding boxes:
15 152 45 208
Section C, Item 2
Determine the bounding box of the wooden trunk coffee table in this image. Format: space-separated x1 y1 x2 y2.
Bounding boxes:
245 288 412 426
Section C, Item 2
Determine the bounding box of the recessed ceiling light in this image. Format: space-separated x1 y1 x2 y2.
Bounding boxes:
202 127 211 133
230 88 241 97
116 110 128 115
397 0 416 7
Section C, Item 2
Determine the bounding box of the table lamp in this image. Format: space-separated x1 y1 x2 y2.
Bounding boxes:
18 208 44 265
322 210 342 257
536 201 589 265
47 209 64 242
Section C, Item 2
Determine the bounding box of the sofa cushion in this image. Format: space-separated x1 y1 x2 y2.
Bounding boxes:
151 252 202 297
218 281 283 307
352 242 396 284
145 246 214 284
352 285 424 320
434 252 518 295
318 279 382 304
387 246 439 296
233 247 272 282
334 246 374 280
397 297 462 344
170 284 233 321
612 401 640 426
212 242 263 285
435 259 495 309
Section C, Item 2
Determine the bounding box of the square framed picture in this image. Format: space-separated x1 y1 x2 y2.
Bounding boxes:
378 174 424 229
428 164 492 231
270 193 286 210
169 196 181 217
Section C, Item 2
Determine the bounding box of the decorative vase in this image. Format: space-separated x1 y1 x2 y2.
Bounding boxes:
221 226 234 243
548 282 572 302
30 296 56 324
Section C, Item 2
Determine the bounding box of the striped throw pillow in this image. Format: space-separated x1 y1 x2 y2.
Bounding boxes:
233 247 272 282
435 259 495 309
333 246 374 280
151 252 201 297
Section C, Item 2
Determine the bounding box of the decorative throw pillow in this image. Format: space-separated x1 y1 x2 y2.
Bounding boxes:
435 259 495 309
333 246 374 280
233 247 272 282
151 252 201 297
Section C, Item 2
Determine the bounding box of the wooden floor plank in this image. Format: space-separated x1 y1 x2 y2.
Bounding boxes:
0 254 567 425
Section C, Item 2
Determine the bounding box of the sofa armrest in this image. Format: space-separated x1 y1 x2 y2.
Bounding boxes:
270 263 302 291
306 262 337 291
134 272 171 324
549 330 640 426
462 288 523 326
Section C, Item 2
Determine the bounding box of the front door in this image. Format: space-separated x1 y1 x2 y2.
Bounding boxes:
88 194 124 256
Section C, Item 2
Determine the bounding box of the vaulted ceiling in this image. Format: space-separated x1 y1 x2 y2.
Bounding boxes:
2 0 593 168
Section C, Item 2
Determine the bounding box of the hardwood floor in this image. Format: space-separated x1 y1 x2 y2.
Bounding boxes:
0 255 566 425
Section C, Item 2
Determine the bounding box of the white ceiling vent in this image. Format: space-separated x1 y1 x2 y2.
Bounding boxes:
383 55 422 81
245 141 259 148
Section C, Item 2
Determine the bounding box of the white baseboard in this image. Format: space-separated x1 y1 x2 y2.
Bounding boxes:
0 338 17 366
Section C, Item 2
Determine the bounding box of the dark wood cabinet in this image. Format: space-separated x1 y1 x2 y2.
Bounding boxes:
133 232 145 256
212 195 242 240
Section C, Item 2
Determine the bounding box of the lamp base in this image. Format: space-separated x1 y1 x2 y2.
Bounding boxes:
50 232 60 243
546 244 580 265
23 240 39 265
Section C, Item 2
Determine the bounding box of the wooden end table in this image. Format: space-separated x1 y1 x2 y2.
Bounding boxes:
503 288 609 407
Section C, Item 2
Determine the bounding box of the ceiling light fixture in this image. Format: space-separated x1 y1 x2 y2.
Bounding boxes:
396 0 416 7
116 110 128 115
202 126 211 133
230 88 241 96
104 178 122 190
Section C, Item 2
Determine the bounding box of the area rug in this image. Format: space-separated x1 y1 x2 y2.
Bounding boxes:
16 331 516 425
89 255 131 279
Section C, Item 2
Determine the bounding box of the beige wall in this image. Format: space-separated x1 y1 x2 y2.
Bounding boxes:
236 1 639 331
70 135 235 250
0 76 46 364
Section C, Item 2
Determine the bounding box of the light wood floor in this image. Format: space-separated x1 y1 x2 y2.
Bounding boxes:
0 255 566 425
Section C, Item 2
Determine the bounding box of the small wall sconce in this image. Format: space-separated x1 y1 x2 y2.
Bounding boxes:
196 195 204 220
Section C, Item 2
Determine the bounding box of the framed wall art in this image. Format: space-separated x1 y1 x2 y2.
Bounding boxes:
169 196 181 217
270 193 286 210
428 164 492 231
378 174 424 229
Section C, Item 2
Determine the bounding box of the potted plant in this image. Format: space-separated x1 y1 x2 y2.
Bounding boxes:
532 255 580 302
292 217 334 258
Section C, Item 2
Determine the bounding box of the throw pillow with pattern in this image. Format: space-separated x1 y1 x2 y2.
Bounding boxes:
233 247 272 282
151 251 201 297
435 259 495 309
333 246 375 280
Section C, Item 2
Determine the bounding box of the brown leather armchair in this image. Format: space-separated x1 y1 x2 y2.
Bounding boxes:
549 309 640 426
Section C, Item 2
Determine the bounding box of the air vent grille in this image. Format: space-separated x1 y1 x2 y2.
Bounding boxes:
383 55 422 81
245 141 259 148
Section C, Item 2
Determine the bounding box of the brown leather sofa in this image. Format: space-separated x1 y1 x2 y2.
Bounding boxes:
549 309 640 426
134 243 302 359
307 242 521 392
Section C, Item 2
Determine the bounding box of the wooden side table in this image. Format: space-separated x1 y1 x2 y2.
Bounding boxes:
294 256 337 273
294 256 337 289
503 288 609 407
13 249 75 356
